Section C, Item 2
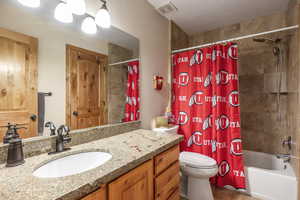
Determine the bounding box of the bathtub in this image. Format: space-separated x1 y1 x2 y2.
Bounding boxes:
243 150 298 200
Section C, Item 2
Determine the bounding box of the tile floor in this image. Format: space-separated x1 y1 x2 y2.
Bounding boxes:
181 187 260 200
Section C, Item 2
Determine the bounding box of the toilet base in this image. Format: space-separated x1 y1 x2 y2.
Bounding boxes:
188 177 214 200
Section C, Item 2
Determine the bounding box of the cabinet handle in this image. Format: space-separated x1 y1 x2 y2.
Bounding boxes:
73 111 78 116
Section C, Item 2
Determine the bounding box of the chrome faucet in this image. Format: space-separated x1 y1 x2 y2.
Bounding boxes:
45 121 56 136
276 154 291 163
48 124 71 154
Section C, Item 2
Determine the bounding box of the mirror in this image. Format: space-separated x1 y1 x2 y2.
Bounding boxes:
0 0 140 140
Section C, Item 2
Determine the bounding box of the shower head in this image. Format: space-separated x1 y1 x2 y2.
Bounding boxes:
253 37 282 56
253 38 282 44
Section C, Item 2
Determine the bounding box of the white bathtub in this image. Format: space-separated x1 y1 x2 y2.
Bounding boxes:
243 150 298 200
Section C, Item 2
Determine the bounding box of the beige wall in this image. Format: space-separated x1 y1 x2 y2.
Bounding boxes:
0 1 108 135
0 0 170 130
86 0 170 129
286 0 300 178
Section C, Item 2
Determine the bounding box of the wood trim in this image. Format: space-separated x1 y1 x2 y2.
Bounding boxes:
0 27 38 45
65 44 108 128
66 44 107 60
28 33 38 137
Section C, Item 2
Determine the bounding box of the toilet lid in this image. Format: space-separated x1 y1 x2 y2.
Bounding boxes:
179 151 217 168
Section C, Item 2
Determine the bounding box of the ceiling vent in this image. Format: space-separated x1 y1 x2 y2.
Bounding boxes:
147 0 178 19
158 2 177 15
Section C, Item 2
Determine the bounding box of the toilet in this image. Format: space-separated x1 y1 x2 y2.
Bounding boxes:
179 151 218 200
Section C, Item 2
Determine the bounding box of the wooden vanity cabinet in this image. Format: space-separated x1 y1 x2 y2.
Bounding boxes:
81 185 106 200
81 145 180 200
109 159 154 200
154 145 180 200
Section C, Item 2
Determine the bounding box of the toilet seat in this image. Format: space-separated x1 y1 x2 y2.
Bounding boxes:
179 151 217 169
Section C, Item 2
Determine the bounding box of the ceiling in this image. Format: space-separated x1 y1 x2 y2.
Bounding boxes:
2 0 139 54
150 0 290 35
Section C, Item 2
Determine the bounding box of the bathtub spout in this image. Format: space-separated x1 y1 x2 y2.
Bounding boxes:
276 154 291 163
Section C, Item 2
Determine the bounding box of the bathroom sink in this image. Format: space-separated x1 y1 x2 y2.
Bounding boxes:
33 152 112 178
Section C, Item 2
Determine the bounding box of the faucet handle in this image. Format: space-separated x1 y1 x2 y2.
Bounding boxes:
282 136 292 150
57 125 64 135
45 121 56 136
63 125 70 134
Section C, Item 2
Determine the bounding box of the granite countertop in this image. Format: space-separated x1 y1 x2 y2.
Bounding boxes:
0 129 183 200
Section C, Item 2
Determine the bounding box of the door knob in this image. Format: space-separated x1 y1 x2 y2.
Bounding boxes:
73 111 78 116
30 114 37 121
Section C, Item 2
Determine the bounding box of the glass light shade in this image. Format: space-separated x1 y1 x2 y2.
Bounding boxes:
18 0 40 8
67 0 86 15
95 8 111 28
81 17 97 34
54 3 73 23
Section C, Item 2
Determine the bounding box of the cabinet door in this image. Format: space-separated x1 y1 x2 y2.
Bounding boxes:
109 160 153 200
81 185 106 200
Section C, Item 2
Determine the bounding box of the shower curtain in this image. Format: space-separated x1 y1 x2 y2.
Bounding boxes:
172 43 246 189
123 61 140 122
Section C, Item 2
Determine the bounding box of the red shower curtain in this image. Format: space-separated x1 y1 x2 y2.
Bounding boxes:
172 43 246 189
123 61 140 122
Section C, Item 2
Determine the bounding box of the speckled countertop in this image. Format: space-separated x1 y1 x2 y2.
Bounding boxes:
0 129 183 200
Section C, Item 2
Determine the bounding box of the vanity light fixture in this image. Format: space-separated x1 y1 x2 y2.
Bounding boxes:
67 0 86 15
81 17 97 34
95 0 111 28
54 2 73 23
17 0 40 8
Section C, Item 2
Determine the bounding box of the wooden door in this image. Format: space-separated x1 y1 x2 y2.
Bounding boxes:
109 160 154 200
66 45 107 130
0 28 38 140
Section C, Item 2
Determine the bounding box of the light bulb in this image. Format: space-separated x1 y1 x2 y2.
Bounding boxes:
67 0 86 15
81 17 97 34
18 0 40 8
95 7 111 28
54 3 73 23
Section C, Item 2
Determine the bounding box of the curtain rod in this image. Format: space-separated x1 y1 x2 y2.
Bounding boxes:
172 25 299 54
109 58 139 66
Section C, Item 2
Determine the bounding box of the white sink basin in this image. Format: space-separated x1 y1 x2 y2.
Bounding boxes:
33 152 112 178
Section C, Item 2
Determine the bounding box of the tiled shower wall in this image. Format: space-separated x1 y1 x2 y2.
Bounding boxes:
287 0 300 177
108 43 133 124
171 2 300 174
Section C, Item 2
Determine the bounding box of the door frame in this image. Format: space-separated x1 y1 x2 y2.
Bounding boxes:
65 44 108 129
0 27 38 138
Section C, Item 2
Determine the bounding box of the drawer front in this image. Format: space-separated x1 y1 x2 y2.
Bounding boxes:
155 145 179 176
155 161 180 200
